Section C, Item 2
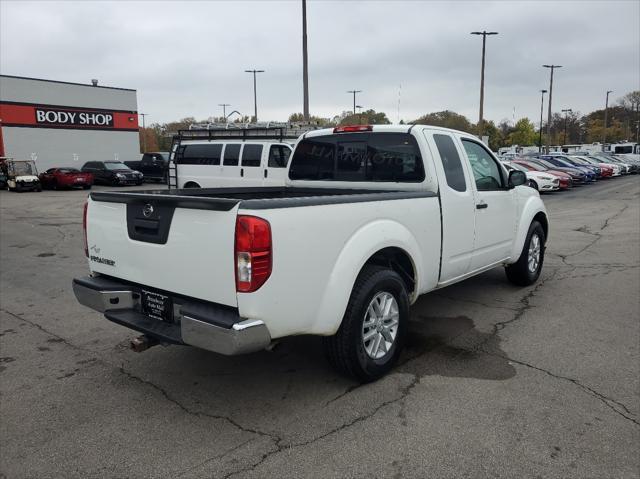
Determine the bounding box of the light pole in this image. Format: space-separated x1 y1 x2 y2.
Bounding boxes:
602 90 613 151
543 64 562 153
302 0 309 121
538 89 547 153
347 90 362 115
139 113 148 153
561 108 572 145
245 69 265 122
471 31 498 138
218 103 231 121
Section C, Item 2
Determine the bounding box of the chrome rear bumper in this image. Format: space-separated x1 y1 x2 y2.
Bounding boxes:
72 276 271 355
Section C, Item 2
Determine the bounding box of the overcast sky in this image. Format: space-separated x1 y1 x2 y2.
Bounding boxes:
1 0 639 125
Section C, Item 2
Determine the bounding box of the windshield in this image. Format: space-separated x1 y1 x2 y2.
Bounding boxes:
537 159 558 169
59 168 80 173
519 161 544 172
508 162 527 173
104 162 130 170
9 161 37 176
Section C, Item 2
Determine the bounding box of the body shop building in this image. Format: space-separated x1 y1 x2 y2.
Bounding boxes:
0 75 140 171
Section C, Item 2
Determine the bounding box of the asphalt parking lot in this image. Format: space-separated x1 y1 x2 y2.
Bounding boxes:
1 178 639 479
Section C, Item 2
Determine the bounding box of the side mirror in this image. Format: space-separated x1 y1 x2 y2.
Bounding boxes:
508 170 527 188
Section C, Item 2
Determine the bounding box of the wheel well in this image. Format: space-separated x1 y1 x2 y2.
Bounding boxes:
362 247 416 295
533 212 549 239
183 181 200 188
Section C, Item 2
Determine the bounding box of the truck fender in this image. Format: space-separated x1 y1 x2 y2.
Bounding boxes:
310 219 424 336
509 195 548 263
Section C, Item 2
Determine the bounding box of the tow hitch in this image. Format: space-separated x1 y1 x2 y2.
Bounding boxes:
130 335 158 353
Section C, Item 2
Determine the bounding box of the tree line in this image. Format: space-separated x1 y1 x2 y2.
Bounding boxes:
140 90 639 153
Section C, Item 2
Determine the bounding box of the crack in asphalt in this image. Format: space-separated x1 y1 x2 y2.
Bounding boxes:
482 351 640 427
432 293 520 311
0 308 94 356
174 438 255 478
221 374 421 479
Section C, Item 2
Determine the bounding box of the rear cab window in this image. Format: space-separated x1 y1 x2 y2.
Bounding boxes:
433 134 466 192
289 132 424 182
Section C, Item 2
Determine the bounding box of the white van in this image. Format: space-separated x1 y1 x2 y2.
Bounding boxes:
167 125 322 189
172 140 293 188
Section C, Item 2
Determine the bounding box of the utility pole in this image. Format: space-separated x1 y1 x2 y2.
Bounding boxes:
561 108 572 145
245 69 265 122
543 64 562 153
538 89 547 153
218 103 231 121
302 0 310 121
356 105 363 125
347 90 362 115
602 90 613 151
471 31 498 138
139 113 147 153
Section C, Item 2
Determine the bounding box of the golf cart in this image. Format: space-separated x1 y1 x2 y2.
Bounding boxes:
1 158 42 192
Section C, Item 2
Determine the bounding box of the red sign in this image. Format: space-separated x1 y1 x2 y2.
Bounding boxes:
0 102 138 131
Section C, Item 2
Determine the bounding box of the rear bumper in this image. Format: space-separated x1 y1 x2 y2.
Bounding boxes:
72 275 271 355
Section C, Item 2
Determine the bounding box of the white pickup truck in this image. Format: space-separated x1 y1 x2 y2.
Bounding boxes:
73 125 548 381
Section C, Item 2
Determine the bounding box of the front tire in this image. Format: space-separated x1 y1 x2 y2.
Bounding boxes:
527 180 539 191
505 220 545 286
323 266 409 382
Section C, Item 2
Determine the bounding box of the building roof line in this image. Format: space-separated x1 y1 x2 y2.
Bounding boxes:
0 75 136 92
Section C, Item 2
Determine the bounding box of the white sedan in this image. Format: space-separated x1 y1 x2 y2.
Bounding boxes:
503 161 559 192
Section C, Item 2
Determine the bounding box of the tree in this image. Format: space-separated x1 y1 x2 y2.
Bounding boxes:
410 110 474 133
508 118 537 146
288 113 334 126
338 109 391 126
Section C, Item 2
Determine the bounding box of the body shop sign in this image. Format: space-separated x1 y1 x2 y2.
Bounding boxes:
35 108 114 127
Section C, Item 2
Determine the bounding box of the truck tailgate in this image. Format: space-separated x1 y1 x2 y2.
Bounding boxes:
86 197 238 307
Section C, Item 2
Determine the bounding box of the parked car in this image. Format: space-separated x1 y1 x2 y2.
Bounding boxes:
172 140 294 189
539 156 596 182
2 159 42 192
73 124 548 382
512 159 573 189
547 154 602 178
570 156 614 178
591 154 633 174
39 167 94 190
502 161 559 192
125 152 170 183
530 158 587 184
81 161 143 186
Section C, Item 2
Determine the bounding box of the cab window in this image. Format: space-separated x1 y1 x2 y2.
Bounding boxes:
462 140 505 190
433 134 466 192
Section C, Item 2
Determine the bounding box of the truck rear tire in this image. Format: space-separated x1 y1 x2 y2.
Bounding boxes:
323 265 409 382
505 220 545 286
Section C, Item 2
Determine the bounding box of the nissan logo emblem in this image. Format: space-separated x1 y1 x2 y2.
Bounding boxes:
142 204 154 217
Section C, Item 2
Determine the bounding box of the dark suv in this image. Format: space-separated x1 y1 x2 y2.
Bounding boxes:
81 161 143 186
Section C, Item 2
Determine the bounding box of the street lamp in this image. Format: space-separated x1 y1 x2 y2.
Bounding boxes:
218 104 231 121
602 90 613 151
561 108 572 145
543 64 562 153
139 113 148 153
347 90 362 115
245 69 265 122
471 31 498 138
302 0 309 121
538 89 547 153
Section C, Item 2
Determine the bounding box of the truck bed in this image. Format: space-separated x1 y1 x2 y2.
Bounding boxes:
90 187 437 211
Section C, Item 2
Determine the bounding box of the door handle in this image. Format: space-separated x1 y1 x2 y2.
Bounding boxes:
264 169 268 178
240 168 244 177
476 202 488 209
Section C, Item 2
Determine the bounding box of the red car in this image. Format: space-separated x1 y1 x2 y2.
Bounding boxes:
39 167 94 190
513 159 573 190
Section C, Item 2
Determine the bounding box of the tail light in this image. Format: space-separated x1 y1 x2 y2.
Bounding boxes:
82 201 88 257
333 125 372 133
235 215 272 292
